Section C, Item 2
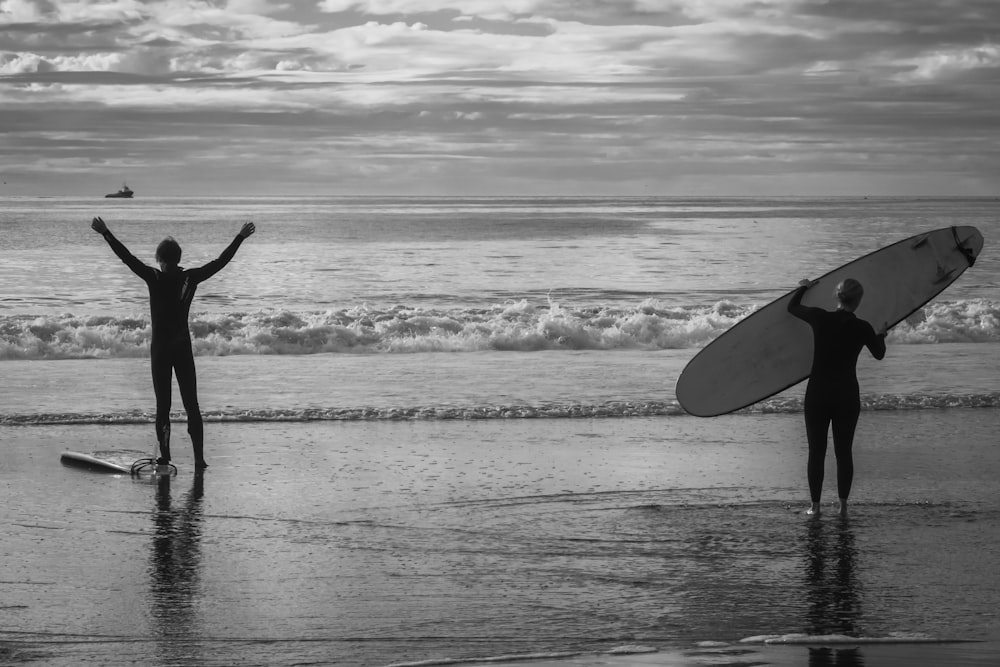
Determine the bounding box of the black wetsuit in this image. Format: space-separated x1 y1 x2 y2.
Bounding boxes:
788 286 886 503
101 230 246 464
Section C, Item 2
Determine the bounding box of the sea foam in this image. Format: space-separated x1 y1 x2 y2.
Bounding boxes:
1 298 997 360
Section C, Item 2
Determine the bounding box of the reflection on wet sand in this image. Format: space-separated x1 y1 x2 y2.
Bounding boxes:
805 518 863 667
809 646 863 666
149 471 205 665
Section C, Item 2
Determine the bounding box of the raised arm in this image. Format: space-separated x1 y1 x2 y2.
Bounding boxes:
91 216 155 281
866 322 888 360
190 222 256 282
787 279 819 321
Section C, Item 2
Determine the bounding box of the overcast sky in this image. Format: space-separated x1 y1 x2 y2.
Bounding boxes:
2 0 999 196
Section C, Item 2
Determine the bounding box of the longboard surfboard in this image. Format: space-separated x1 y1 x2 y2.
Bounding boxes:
676 225 984 417
61 450 134 473
60 449 174 475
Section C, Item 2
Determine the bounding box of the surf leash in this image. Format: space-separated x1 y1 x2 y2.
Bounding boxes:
129 457 177 476
130 448 178 477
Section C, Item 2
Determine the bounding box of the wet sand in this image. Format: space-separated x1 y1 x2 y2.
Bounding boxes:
2 411 999 666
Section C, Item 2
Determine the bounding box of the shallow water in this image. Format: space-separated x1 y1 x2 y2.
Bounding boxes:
2 344 1000 426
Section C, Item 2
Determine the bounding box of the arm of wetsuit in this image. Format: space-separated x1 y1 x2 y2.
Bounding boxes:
787 284 813 321
189 223 254 282
92 217 156 281
865 323 887 360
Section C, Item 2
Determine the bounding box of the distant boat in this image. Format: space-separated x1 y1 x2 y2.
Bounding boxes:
105 183 134 198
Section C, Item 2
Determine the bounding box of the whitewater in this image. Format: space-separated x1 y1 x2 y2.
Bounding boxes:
3 296 999 360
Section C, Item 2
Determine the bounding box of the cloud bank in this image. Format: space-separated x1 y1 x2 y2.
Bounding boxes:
1 0 998 194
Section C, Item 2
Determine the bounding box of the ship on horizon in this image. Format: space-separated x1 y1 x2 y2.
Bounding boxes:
105 183 134 198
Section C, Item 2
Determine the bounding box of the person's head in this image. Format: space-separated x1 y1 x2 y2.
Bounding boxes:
836 278 864 312
156 237 182 269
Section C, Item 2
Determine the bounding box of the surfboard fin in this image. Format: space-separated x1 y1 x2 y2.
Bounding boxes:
933 265 957 284
905 309 927 327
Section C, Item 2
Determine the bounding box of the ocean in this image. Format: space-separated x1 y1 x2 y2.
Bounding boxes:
2 196 999 666
3 195 998 422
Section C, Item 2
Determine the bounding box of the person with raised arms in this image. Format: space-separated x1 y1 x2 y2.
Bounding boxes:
91 216 256 469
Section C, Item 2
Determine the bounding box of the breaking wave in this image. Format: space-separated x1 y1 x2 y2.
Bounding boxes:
2 298 998 361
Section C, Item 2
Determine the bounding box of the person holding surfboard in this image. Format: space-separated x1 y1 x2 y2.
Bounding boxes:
789 278 887 518
91 216 256 469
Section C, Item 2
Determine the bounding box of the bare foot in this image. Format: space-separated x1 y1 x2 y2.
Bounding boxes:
806 503 821 516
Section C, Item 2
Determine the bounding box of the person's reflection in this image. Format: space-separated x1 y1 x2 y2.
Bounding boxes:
809 647 863 667
804 518 864 667
150 470 205 664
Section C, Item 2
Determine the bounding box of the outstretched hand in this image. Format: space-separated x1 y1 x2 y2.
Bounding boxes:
239 221 256 239
91 216 108 235
798 278 819 289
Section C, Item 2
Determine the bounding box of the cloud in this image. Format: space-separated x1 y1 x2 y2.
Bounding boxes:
901 43 1000 81
2 0 1000 194
317 0 546 19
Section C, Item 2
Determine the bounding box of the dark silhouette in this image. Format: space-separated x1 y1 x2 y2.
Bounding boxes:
789 278 886 517
92 216 255 467
105 183 134 198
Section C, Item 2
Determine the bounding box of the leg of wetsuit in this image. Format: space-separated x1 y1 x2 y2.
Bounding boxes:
803 389 832 504
173 338 205 467
150 344 173 462
830 397 861 501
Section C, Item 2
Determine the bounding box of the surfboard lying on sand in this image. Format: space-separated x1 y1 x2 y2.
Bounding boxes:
60 449 174 475
60 450 134 473
676 226 984 417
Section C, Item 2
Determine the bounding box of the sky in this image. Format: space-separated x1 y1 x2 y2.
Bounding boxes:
1 0 999 196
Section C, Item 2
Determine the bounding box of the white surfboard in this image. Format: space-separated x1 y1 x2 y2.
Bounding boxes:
676 226 984 417
59 449 175 476
60 450 134 474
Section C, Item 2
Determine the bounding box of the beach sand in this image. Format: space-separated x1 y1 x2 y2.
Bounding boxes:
3 409 999 666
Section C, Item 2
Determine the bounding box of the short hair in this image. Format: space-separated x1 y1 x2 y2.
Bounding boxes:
836 278 864 308
156 237 182 265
